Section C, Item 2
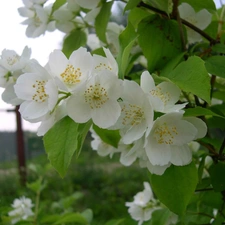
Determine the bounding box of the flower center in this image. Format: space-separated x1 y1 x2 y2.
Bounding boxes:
84 83 109 109
122 104 144 126
6 55 19 66
150 86 170 105
60 64 82 86
154 122 178 145
95 63 112 72
32 80 48 102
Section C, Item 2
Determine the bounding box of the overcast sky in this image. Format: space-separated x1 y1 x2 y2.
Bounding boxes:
0 0 223 131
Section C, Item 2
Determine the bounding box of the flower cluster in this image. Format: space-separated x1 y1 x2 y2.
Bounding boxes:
8 196 34 224
0 45 207 175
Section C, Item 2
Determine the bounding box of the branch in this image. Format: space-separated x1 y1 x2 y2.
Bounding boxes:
138 2 218 45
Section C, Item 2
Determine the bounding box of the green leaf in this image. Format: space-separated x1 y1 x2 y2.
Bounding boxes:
40 215 61 223
209 162 225 192
205 56 225 79
163 56 211 103
179 0 216 13
150 208 174 225
150 162 198 215
124 0 141 11
51 0 67 13
184 106 224 118
105 219 125 225
144 0 171 14
62 29 87 58
95 1 113 43
128 7 150 28
43 116 91 177
81 209 93 224
92 124 121 148
212 43 225 54
138 15 183 72
53 213 88 224
26 178 46 193
117 22 138 79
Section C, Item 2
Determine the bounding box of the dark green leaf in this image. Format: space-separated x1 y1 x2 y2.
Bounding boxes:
144 0 171 14
124 0 141 11
62 29 87 58
212 43 225 54
92 124 121 148
95 1 113 43
164 56 211 103
184 106 224 118
209 162 225 192
43 116 91 177
117 22 138 79
150 162 198 215
138 15 183 72
205 56 225 79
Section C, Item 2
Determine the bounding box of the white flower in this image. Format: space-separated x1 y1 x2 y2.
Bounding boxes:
112 79 154 144
8 196 34 224
145 113 190 166
22 4 55 38
178 3 212 43
145 112 207 167
14 61 58 122
67 70 122 128
126 182 158 225
93 48 118 75
47 47 93 91
141 71 186 113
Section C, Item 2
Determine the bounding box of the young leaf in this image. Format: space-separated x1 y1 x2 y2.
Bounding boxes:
163 56 211 103
92 124 121 148
138 15 183 72
117 22 138 79
205 56 225 79
95 1 113 43
62 29 87 58
150 162 198 215
43 116 91 178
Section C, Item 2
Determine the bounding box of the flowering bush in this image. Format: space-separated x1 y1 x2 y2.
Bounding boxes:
1 0 225 224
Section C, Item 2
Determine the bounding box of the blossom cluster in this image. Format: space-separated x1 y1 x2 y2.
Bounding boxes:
8 196 34 224
0 45 207 175
18 0 125 56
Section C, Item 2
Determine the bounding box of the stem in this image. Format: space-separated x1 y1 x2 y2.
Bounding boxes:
138 2 218 45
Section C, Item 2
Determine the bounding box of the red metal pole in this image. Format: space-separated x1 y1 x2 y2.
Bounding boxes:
15 106 26 186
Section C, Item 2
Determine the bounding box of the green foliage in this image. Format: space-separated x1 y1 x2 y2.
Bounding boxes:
95 1 113 43
205 56 225 79
62 30 87 58
51 0 67 13
150 163 198 215
138 15 183 72
92 124 121 148
43 116 91 177
144 0 171 14
179 0 216 12
163 56 211 103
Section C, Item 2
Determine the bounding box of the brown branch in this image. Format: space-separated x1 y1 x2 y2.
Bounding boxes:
138 1 218 45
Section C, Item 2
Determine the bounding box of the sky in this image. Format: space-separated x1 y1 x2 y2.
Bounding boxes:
0 0 223 132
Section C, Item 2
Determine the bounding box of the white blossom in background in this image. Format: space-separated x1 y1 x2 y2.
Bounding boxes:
178 3 212 43
75 0 101 9
67 70 122 128
8 196 34 224
126 182 159 225
111 79 153 144
141 71 186 113
0 46 32 105
19 3 55 38
14 61 58 122
47 47 93 91
145 112 207 167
